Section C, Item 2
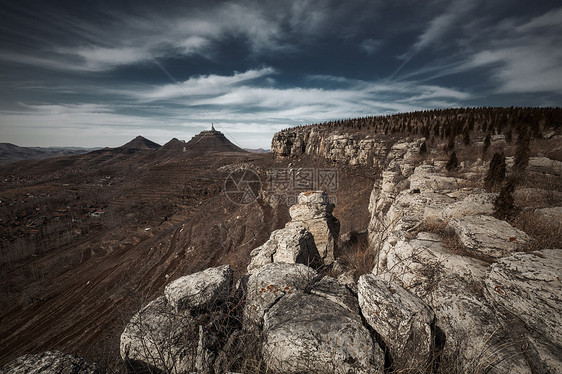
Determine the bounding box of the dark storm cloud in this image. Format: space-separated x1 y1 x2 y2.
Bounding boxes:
0 0 560 148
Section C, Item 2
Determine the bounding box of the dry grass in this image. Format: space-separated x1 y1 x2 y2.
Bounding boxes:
415 220 495 264
511 211 562 252
336 231 375 281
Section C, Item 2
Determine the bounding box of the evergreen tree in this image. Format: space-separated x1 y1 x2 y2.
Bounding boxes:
446 151 459 171
493 176 518 220
514 129 530 173
484 152 506 190
482 132 491 156
447 135 455 153
419 141 427 155
462 127 470 145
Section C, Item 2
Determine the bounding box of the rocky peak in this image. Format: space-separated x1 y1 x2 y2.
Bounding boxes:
248 190 340 272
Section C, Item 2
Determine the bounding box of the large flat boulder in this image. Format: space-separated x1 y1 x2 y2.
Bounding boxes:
447 215 530 258
441 193 497 219
244 262 319 332
409 165 464 193
165 265 232 312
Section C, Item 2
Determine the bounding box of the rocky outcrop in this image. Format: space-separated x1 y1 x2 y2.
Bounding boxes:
366 142 561 373
534 206 562 224
358 274 435 369
1 351 101 374
527 156 562 176
247 225 319 273
243 262 320 332
245 263 384 373
248 191 339 271
262 292 379 374
271 128 390 166
120 265 234 373
286 191 340 265
120 296 198 373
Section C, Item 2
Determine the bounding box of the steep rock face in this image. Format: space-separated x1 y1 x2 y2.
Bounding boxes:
367 139 427 246
358 274 435 369
1 351 101 374
374 232 534 374
365 144 556 373
244 263 384 373
271 128 390 166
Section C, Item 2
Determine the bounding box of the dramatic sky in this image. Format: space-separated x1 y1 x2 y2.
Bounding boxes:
1 0 561 148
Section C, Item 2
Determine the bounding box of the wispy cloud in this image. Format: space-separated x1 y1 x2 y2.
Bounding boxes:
411 0 475 53
1 68 471 147
360 39 383 55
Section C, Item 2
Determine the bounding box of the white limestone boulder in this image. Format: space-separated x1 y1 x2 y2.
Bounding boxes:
262 292 383 373
447 215 530 258
441 193 497 219
485 249 562 373
247 225 320 273
409 165 465 193
120 296 198 373
165 265 232 312
243 263 319 332
358 274 435 369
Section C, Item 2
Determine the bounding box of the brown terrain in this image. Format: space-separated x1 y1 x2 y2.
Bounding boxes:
0 130 374 368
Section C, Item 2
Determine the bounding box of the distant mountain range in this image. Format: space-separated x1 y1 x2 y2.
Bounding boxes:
0 143 100 165
1 130 264 165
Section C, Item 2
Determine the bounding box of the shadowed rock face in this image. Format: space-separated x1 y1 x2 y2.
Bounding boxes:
1 351 101 374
